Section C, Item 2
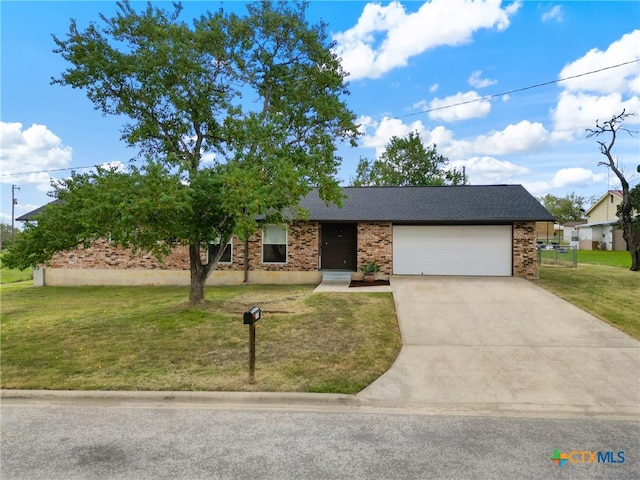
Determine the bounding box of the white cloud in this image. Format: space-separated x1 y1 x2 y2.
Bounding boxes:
333 0 521 80
99 161 126 172
468 70 497 88
429 83 439 93
412 100 429 110
451 120 551 156
549 168 607 189
541 5 563 23
428 91 492 122
423 125 456 148
551 91 640 139
0 122 72 191
360 116 428 155
550 30 640 140
360 117 550 162
558 30 640 94
525 168 608 195
360 117 457 159
523 181 552 197
449 156 530 185
356 115 374 135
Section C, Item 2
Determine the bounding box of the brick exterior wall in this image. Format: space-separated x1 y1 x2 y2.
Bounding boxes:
50 239 192 270
243 222 319 271
48 220 536 278
49 222 320 273
357 222 393 275
513 221 538 278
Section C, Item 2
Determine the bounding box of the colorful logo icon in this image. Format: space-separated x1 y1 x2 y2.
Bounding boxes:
549 449 625 466
550 449 568 467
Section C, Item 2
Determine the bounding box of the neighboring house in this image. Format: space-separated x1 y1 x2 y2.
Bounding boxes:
562 221 584 249
578 190 625 251
18 185 554 286
535 221 561 244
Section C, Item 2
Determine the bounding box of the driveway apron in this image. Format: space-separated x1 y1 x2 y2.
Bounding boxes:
358 276 640 416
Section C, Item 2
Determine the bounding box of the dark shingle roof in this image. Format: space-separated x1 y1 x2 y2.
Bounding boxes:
300 185 554 223
18 185 554 224
16 199 63 222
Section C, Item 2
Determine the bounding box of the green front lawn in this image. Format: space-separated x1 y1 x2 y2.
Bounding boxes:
0 284 401 393
535 264 640 340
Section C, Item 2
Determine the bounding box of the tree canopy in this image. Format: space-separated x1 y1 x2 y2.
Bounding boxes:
350 131 464 187
4 1 359 302
0 223 20 250
537 192 593 225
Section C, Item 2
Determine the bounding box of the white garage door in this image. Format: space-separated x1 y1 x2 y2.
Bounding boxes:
393 225 512 276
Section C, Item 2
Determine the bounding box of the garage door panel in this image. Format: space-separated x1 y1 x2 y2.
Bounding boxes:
393 225 512 276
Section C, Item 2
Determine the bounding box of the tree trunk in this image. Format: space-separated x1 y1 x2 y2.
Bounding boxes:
619 194 639 272
189 242 209 304
626 229 640 271
631 244 640 271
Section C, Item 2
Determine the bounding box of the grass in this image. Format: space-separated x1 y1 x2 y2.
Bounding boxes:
577 250 632 268
0 264 32 284
0 283 400 393
534 264 640 340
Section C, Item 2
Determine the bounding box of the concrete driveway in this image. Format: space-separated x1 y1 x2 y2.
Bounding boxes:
358 276 640 416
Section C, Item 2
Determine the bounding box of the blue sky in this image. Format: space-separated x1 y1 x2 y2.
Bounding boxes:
2 0 639 225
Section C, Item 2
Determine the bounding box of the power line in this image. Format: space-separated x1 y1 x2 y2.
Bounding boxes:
0 164 102 178
362 59 640 124
1 59 638 178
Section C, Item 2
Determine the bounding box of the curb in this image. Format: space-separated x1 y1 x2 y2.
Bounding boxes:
1 389 361 408
3 390 638 420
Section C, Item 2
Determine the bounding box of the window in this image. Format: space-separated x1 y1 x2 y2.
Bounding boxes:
208 238 232 264
262 224 287 263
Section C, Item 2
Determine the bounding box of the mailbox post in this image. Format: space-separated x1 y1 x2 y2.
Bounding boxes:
243 306 261 383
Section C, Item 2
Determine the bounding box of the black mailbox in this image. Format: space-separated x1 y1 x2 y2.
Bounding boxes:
243 306 261 325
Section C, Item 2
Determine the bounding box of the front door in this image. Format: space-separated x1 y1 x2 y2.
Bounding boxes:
321 223 357 270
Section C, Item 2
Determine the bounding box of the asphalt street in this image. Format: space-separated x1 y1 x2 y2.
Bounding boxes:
2 400 638 480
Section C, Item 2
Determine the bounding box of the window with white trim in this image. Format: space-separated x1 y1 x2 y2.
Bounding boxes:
262 224 287 263
208 238 232 264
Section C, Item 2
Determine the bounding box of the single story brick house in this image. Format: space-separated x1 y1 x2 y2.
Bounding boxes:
19 185 554 286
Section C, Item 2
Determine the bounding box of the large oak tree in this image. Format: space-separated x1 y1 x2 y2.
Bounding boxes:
4 1 359 303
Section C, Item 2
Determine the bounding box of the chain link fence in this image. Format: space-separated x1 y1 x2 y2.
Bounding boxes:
537 245 577 268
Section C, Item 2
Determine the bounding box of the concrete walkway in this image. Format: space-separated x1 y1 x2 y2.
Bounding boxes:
357 276 640 416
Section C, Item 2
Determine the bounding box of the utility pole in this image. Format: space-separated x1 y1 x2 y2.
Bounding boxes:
12 184 20 241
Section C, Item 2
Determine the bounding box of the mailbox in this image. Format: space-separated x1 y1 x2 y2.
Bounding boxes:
243 306 261 325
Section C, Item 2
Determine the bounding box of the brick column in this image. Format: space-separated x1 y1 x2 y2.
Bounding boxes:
513 221 538 278
357 222 392 274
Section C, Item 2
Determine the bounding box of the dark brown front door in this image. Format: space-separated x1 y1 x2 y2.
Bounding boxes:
321 223 357 270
